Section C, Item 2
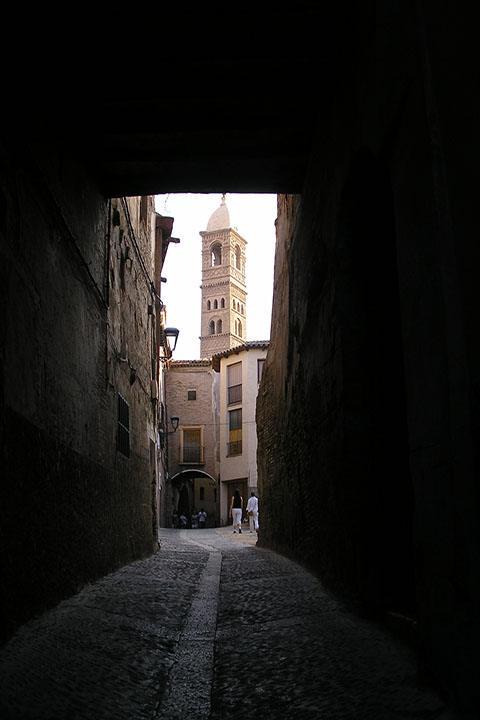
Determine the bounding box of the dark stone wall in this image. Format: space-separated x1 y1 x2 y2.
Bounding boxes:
1 407 152 641
0 146 158 643
258 3 480 712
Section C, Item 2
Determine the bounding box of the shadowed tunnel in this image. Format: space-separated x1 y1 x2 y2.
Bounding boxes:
1 3 479 715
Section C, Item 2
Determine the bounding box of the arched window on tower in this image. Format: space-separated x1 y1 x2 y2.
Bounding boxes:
207 300 211 311
211 243 222 266
217 319 222 334
233 299 236 310
241 304 244 315
234 245 241 271
238 320 242 338
209 320 215 335
214 299 218 309
221 298 225 308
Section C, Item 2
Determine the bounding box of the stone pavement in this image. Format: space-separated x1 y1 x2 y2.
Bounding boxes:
0 527 459 719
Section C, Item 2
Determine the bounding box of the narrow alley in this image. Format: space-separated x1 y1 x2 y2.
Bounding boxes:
0 529 452 720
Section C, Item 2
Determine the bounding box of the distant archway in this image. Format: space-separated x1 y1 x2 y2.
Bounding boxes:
172 469 218 528
172 469 216 484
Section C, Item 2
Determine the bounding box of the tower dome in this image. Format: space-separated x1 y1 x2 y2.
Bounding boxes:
206 194 230 231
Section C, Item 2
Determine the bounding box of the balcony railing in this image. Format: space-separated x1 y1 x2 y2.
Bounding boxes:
227 440 242 456
180 445 205 464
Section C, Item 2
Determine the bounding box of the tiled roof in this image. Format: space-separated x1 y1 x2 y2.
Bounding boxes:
211 341 269 371
170 359 212 368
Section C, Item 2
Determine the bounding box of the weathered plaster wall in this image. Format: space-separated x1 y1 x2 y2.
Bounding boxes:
257 4 480 712
219 348 267 490
0 148 159 643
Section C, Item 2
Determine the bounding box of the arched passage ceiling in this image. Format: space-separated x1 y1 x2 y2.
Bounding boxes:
92 57 322 198
5 4 354 198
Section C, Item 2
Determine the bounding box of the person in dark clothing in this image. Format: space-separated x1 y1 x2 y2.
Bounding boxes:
229 489 243 533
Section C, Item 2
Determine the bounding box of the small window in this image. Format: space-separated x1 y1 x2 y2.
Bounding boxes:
234 245 241 270
227 362 242 404
117 394 130 457
214 299 218 309
182 428 203 463
211 243 222 266
209 320 215 335
187 389 197 401
217 319 222 334
232 299 236 310
228 408 242 456
221 298 225 308
258 358 266 383
207 300 211 310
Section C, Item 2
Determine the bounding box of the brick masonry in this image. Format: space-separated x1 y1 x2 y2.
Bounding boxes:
200 220 247 358
164 363 220 527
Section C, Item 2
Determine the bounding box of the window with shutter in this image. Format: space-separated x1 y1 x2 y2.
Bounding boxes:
228 408 242 455
227 362 242 404
182 428 203 463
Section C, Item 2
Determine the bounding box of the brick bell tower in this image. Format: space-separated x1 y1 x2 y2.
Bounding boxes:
199 195 247 358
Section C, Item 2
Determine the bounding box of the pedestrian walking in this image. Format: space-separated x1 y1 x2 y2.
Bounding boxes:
179 512 187 529
198 508 207 528
229 489 243 533
246 491 259 533
191 510 198 529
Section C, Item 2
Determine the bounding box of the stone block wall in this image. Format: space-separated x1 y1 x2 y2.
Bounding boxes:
257 4 480 712
0 146 159 643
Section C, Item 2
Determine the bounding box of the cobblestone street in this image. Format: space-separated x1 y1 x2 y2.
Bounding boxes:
0 528 456 719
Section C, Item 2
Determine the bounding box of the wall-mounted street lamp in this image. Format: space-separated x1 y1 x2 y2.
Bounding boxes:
164 327 179 354
163 328 180 352
159 416 180 446
168 416 180 433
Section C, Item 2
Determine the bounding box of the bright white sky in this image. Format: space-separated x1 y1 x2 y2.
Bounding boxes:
155 193 277 360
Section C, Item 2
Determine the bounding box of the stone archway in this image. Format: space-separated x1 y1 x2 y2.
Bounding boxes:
171 470 218 528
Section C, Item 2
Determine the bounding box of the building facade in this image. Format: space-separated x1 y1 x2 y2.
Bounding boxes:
212 342 269 525
199 195 247 358
163 360 220 527
163 197 268 528
0 176 179 642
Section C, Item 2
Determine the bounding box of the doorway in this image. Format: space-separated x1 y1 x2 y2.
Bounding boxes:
224 480 248 525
